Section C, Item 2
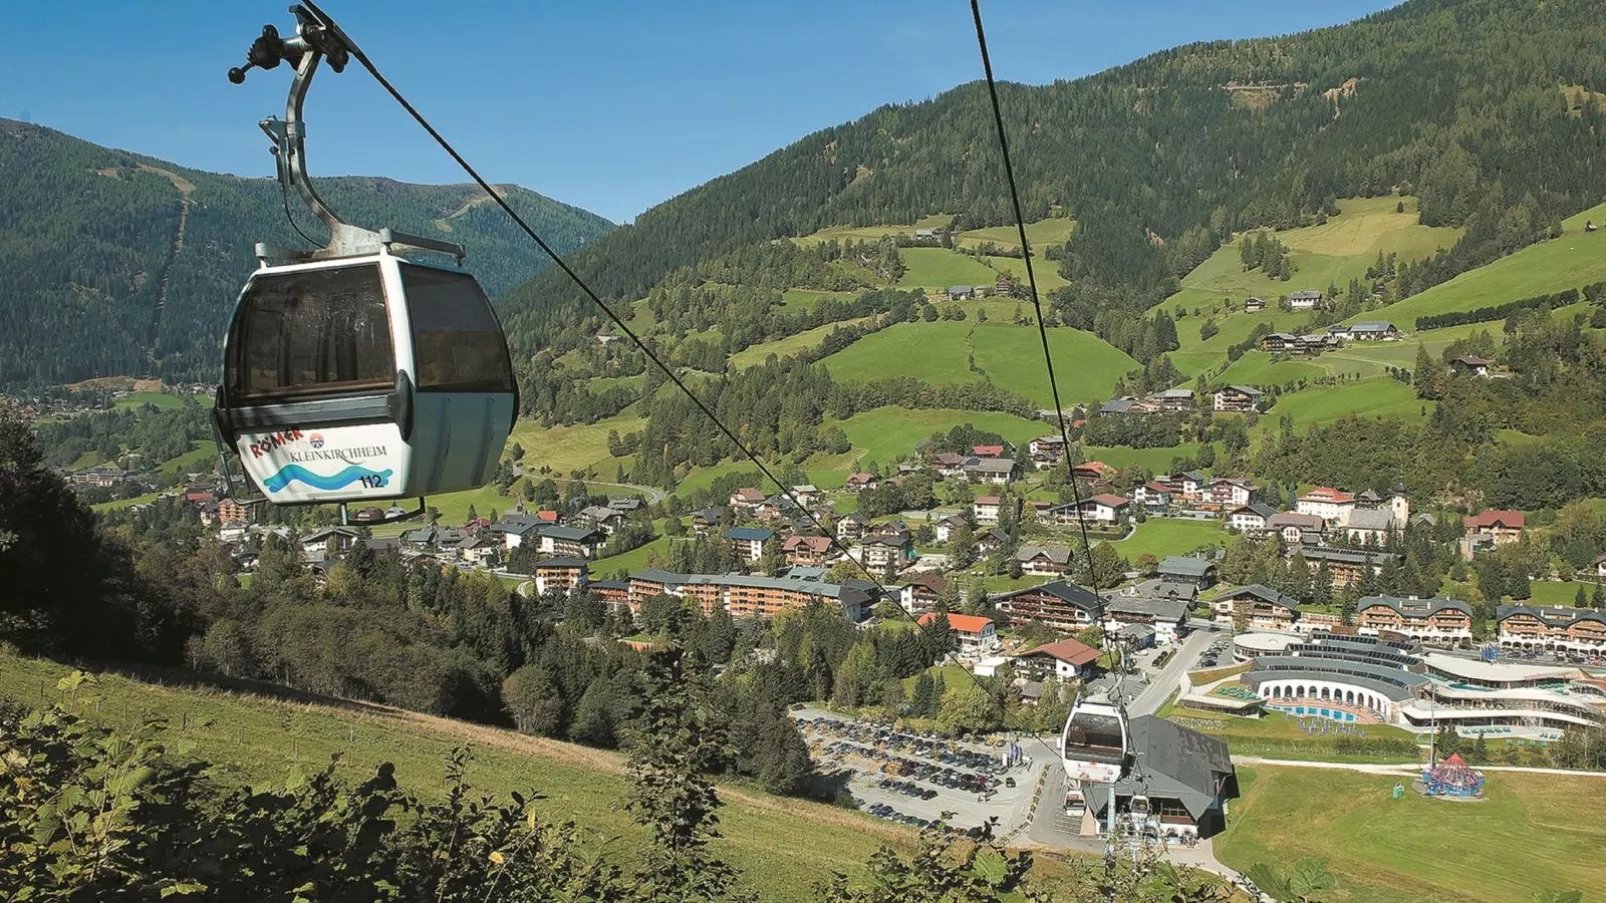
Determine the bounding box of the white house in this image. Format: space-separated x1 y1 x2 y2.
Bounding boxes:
963 457 1015 485
1028 435 1067 468
1289 290 1323 310
1134 481 1174 511
1077 494 1130 524
1204 477 1256 509
920 612 1000 656
1348 320 1398 341
1212 385 1263 413
1297 487 1357 526
456 535 500 568
935 513 967 542
300 527 360 558
1014 545 1073 577
1016 637 1102 680
725 527 775 563
973 496 1003 524
1227 502 1277 535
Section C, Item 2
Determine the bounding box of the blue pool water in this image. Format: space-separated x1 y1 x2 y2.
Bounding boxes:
1268 704 1357 722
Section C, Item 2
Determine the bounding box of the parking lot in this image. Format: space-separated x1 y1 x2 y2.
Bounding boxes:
794 708 1045 836
1197 636 1235 670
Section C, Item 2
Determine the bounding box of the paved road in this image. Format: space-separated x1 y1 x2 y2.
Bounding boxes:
512 465 668 505
555 476 667 504
1130 629 1214 717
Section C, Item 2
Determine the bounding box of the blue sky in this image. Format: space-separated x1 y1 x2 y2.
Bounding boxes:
3 1 1393 223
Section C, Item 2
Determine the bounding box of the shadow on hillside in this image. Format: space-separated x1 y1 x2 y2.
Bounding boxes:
808 767 858 806
43 656 436 722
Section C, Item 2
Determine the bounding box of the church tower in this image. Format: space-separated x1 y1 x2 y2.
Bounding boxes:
1390 480 1411 526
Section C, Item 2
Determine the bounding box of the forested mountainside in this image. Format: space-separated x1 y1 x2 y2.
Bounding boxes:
501 0 1606 354
0 119 614 386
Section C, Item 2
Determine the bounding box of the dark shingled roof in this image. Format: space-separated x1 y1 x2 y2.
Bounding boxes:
1158 556 1214 578
1084 716 1233 820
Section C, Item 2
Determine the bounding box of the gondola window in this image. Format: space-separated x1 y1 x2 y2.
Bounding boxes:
400 263 515 393
230 265 393 399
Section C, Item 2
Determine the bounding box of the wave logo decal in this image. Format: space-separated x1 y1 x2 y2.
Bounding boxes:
263 464 393 494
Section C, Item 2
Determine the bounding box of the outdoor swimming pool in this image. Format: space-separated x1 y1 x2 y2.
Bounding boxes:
1269 704 1357 722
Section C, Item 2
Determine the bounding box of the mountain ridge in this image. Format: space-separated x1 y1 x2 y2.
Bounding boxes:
0 118 614 386
496 0 1606 358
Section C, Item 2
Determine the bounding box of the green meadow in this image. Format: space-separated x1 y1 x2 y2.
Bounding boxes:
1362 200 1606 327
895 247 1001 291
820 320 1136 406
113 390 187 410
1156 196 1462 377
0 651 916 903
729 318 873 368
1254 380 1426 438
1215 352 1329 387
1108 517 1232 561
831 406 1046 465
954 216 1076 252
1216 765 1606 903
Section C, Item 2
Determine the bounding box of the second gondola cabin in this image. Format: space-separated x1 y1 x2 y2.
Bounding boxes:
215 246 516 506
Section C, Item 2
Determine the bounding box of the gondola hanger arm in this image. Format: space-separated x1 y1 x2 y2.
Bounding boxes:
228 4 464 263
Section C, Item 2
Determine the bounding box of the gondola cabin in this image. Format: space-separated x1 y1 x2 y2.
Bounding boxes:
1060 697 1129 815
214 248 516 507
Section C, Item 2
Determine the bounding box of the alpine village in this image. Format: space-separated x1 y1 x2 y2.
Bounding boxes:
4 2 1606 902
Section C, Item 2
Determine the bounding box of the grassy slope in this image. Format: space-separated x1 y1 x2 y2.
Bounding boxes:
587 374 645 394
1360 200 1606 326
590 536 674 577
1217 765 1606 903
1254 380 1425 439
1157 196 1461 378
780 289 858 311
895 248 1000 291
1179 197 1460 310
729 318 873 369
1215 353 1329 387
980 256 1068 291
954 217 1076 252
113 391 185 411
832 406 1046 466
0 653 907 903
1108 518 1231 561
820 321 1136 406
1163 705 1419 764
90 490 163 513
1081 444 1210 474
793 214 954 247
417 412 644 525
157 440 218 479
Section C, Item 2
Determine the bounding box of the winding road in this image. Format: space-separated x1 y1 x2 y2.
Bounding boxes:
512 464 667 504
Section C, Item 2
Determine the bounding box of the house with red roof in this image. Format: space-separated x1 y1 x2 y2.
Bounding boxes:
973 495 1003 523
728 488 766 514
972 444 1006 458
782 534 834 567
1071 461 1117 484
1297 487 1357 525
1133 481 1174 512
918 611 999 655
844 472 879 492
1463 509 1525 559
1016 637 1102 680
